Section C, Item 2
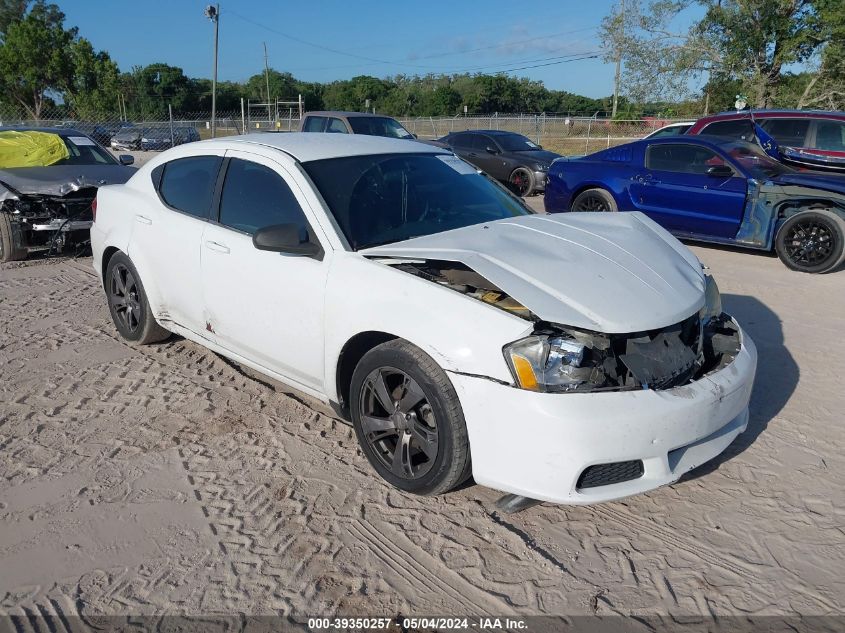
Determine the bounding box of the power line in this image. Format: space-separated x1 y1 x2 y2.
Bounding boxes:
226 9 599 73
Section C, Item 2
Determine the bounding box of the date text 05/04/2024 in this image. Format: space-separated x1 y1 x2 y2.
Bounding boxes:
307 617 528 630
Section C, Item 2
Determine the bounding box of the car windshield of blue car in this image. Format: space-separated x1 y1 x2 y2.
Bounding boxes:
496 134 542 151
303 153 533 250
347 117 414 139
723 141 793 179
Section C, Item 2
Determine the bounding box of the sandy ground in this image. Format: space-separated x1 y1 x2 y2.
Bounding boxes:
1 198 844 622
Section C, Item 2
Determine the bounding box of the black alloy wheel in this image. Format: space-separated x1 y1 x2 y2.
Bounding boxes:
358 367 439 480
109 262 142 334
350 339 471 495
570 188 618 212
775 210 845 274
509 167 534 197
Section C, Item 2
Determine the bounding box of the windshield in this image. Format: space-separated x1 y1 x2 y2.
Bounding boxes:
54 135 118 166
303 153 533 250
347 117 413 139
496 133 541 152
723 141 793 179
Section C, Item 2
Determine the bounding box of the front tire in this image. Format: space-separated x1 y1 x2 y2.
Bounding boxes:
775 209 845 274
509 167 535 197
350 339 471 496
105 252 170 344
570 188 618 212
0 212 27 263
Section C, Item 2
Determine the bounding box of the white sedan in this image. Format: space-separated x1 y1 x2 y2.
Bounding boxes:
90 134 756 505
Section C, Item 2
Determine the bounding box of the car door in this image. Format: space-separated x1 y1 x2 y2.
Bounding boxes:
449 133 478 163
630 142 747 239
467 134 507 179
128 152 224 333
200 150 330 392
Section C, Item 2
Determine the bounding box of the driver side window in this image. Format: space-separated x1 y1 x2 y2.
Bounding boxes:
218 158 311 236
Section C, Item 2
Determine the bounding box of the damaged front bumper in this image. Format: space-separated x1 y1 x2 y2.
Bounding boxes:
451 317 756 505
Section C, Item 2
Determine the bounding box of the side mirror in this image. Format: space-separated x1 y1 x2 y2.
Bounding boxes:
118 154 134 166
706 164 733 178
253 223 322 258
486 146 499 154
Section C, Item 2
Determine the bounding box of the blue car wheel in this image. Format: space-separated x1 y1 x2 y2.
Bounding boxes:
571 188 618 213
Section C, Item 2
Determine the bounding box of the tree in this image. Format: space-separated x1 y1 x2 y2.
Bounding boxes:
0 0 27 40
602 0 827 107
64 37 121 118
0 0 74 119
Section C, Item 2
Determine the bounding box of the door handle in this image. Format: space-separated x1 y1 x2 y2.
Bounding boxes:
205 240 230 254
135 214 152 225
633 174 654 184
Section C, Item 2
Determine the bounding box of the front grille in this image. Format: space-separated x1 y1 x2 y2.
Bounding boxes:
577 460 644 489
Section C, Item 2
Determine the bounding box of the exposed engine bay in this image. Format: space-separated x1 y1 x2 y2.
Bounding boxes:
0 187 95 259
384 258 742 393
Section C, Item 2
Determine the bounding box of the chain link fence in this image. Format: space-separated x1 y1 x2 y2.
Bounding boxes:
0 105 688 156
397 114 691 155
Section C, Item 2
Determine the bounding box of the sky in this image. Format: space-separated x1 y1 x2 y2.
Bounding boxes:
59 0 634 98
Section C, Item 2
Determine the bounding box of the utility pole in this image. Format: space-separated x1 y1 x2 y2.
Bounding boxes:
611 0 624 119
264 42 272 125
205 4 220 138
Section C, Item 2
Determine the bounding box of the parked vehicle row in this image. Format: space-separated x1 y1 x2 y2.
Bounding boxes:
90 133 756 508
299 110 562 197
110 126 201 152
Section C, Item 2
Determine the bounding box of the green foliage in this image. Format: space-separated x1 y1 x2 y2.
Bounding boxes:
0 0 73 118
602 0 837 109
65 38 121 118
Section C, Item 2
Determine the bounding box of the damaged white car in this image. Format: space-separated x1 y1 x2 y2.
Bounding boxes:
91 134 757 506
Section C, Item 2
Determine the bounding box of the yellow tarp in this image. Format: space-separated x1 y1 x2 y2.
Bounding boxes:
0 130 69 168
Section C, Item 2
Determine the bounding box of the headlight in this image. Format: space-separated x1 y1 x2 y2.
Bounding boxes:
701 273 722 323
504 333 593 392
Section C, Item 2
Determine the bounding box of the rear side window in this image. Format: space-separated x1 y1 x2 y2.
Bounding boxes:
760 118 810 146
326 117 348 133
813 120 845 151
302 116 326 132
646 144 731 175
451 134 475 149
218 158 311 235
158 156 222 219
701 119 755 141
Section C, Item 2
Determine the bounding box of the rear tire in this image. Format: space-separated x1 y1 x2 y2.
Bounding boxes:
350 339 471 496
570 188 618 213
105 252 170 344
775 209 845 274
0 212 27 263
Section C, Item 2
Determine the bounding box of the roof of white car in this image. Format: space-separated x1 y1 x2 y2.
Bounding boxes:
221 132 447 163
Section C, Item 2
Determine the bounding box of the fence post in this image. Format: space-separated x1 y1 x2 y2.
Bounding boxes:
585 118 592 155
169 104 174 146
240 98 245 135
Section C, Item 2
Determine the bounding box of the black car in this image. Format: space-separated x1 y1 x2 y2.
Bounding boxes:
0 127 136 262
436 130 562 196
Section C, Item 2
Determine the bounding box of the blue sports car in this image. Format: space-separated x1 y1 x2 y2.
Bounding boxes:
544 135 845 273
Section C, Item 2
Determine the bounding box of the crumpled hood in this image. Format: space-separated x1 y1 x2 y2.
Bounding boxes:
0 164 135 198
772 171 845 195
363 212 706 333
